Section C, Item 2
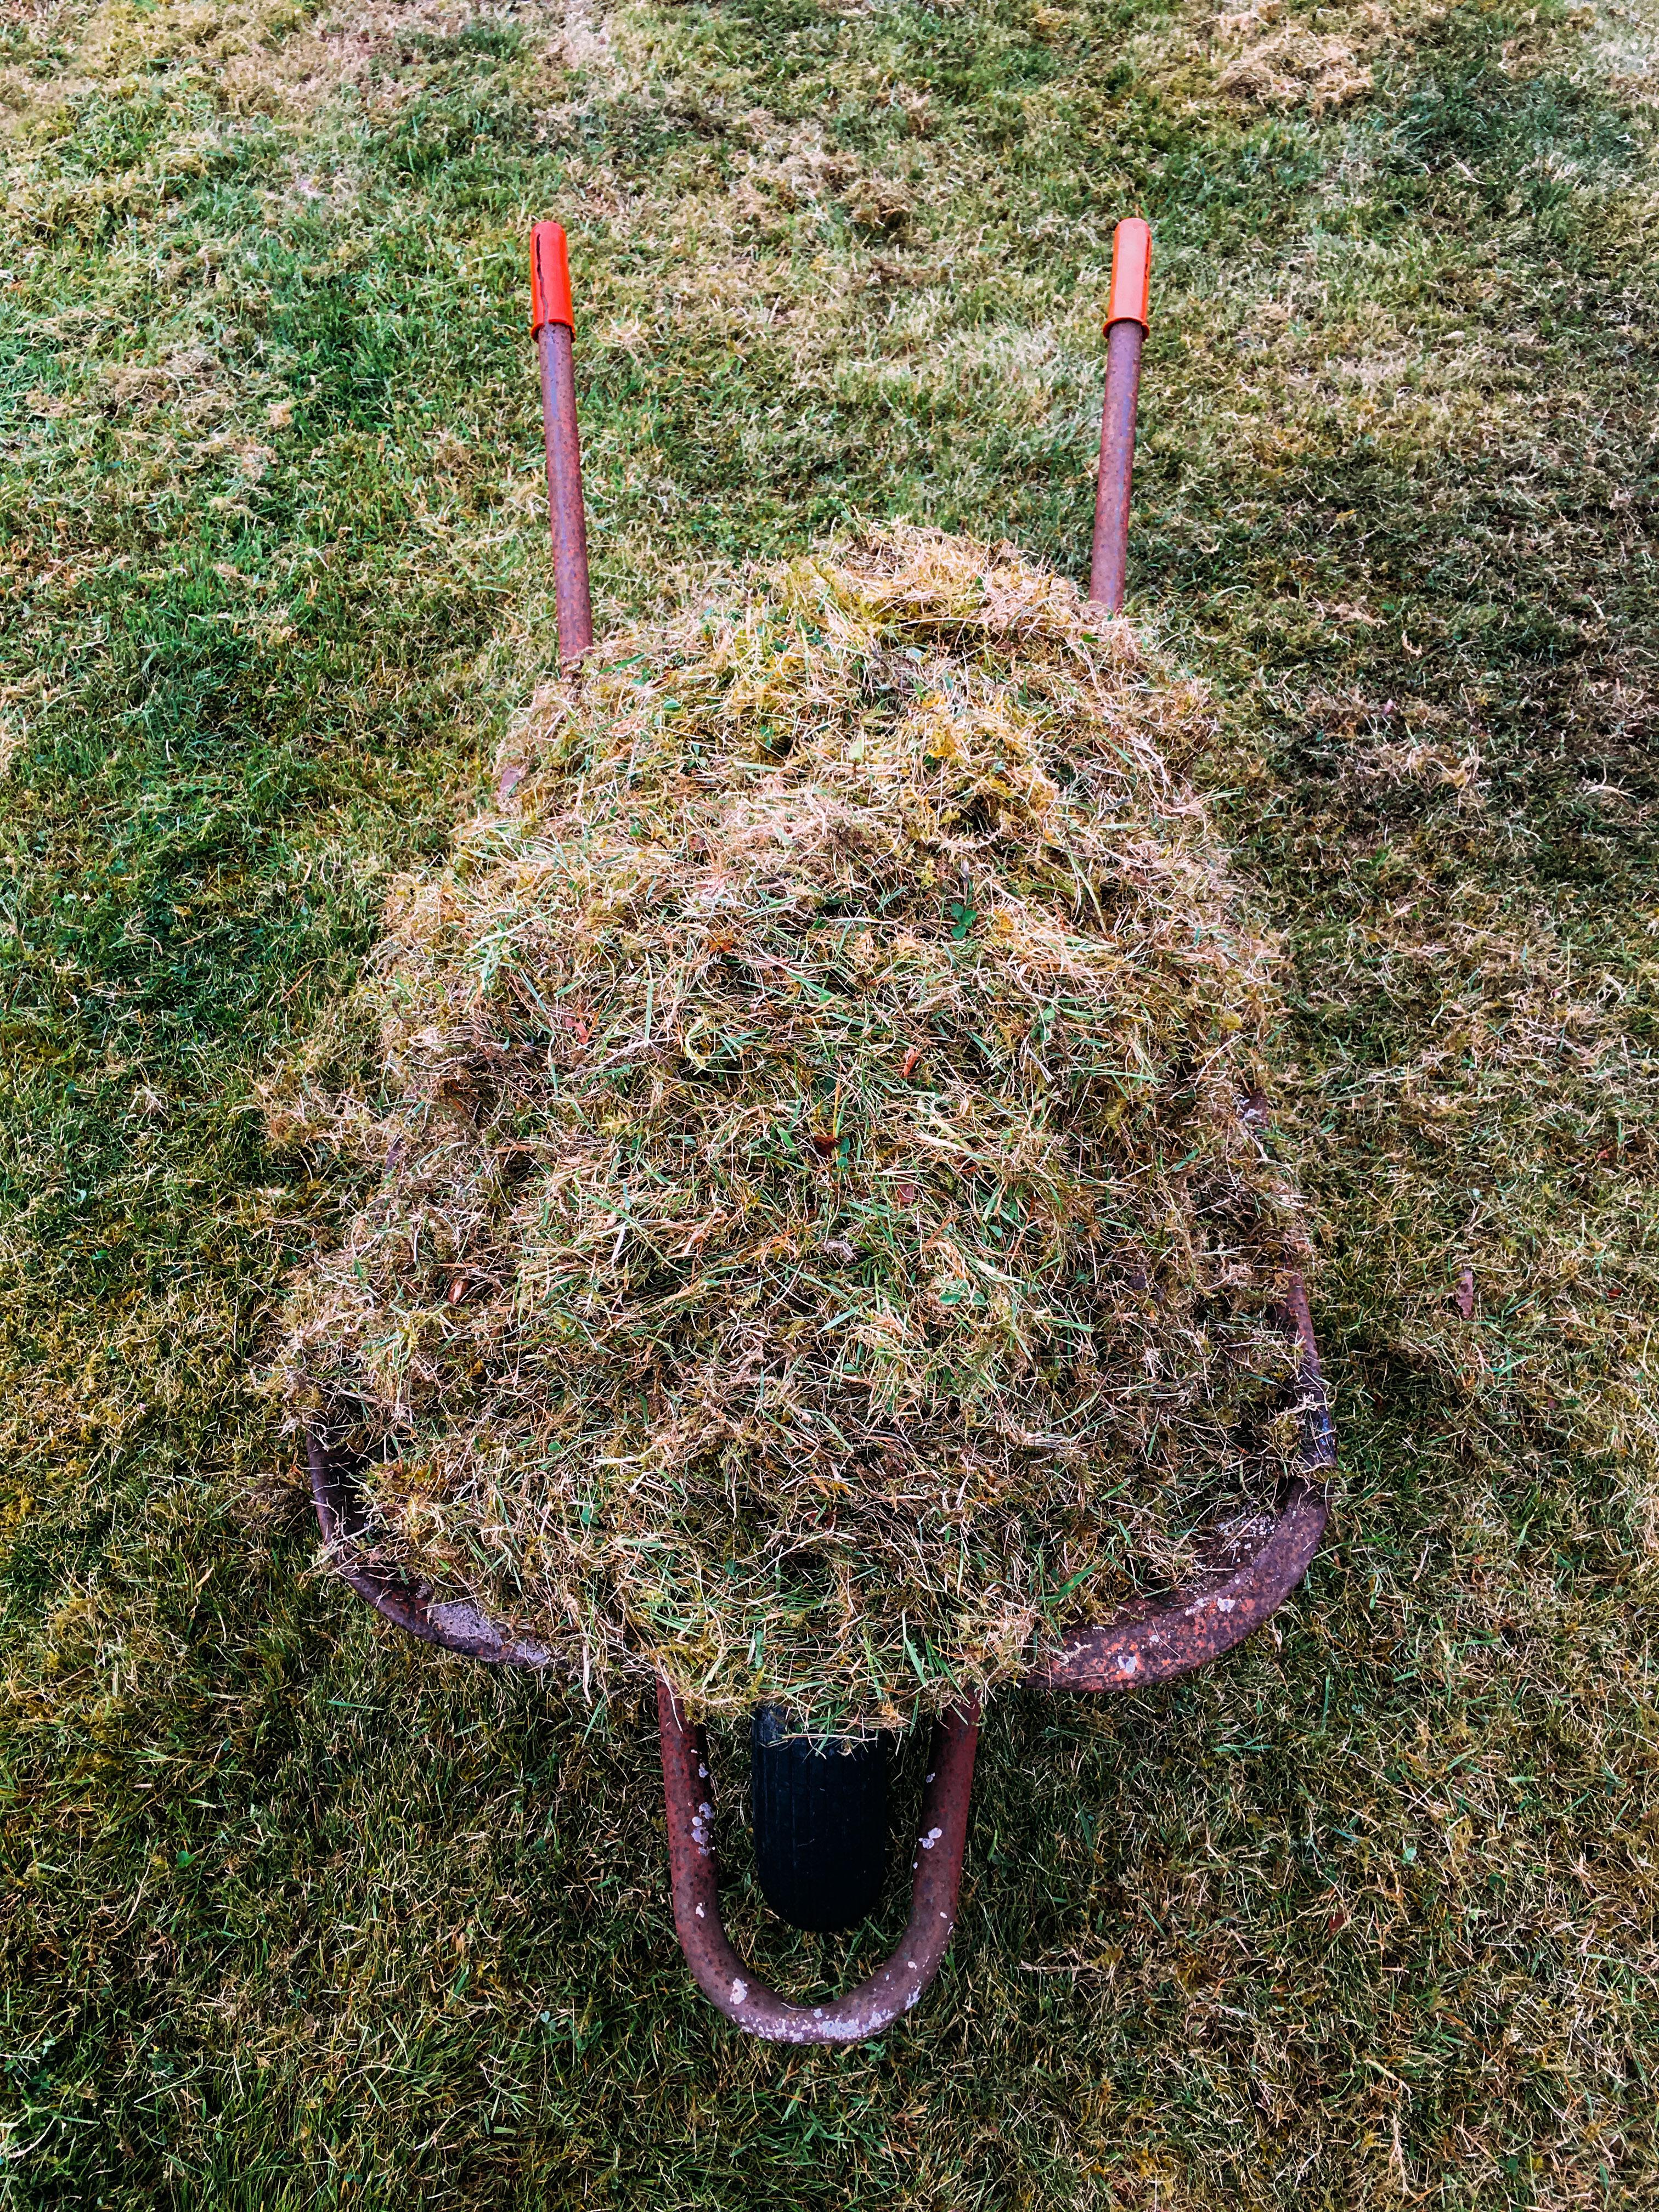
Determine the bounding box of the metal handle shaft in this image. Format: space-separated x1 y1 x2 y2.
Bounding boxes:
529 221 593 668
1088 319 1145 613
1087 218 1152 613
537 321 593 667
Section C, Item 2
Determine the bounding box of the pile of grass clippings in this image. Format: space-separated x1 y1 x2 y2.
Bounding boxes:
275 528 1313 1724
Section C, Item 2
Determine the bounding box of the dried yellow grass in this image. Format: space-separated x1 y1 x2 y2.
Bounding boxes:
1210 0 1441 114
274 529 1312 1725
0 0 548 137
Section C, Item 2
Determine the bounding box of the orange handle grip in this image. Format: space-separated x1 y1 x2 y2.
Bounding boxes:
530 220 574 335
1104 217 1152 332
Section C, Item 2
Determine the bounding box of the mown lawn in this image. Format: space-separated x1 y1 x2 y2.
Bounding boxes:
2 0 1656 2203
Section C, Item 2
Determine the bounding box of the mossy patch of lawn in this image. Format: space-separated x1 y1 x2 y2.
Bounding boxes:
1 0 1655 2204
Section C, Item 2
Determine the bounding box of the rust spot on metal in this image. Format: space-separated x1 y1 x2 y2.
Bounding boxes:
1030 1477 1327 1691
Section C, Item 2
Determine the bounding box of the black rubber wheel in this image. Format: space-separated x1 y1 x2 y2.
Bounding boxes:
750 1706 890 1932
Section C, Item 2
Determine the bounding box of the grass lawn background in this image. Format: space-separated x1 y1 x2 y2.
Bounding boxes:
1 0 1656 2202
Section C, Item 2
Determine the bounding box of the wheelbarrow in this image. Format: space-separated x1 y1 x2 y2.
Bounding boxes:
306 217 1335 2045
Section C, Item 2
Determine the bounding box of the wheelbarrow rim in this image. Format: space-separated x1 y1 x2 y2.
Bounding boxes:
303 1277 1332 1688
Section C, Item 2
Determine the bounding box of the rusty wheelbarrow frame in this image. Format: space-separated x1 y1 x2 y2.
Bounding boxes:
302 216 1335 2045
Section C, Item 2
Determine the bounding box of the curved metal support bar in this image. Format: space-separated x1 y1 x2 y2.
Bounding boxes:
306 1428 552 1667
1031 1276 1334 1691
1031 1476 1328 1690
659 1680 979 2045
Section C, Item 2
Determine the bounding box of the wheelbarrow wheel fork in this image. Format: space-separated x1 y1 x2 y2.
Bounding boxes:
651 1277 1331 2044
661 1683 979 2045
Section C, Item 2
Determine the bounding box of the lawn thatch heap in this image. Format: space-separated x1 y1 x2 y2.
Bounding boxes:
276 529 1314 1726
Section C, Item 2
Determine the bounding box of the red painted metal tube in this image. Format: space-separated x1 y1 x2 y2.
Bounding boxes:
529 221 593 668
529 218 574 337
659 1681 979 2044
1088 217 1153 614
1104 216 1152 333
